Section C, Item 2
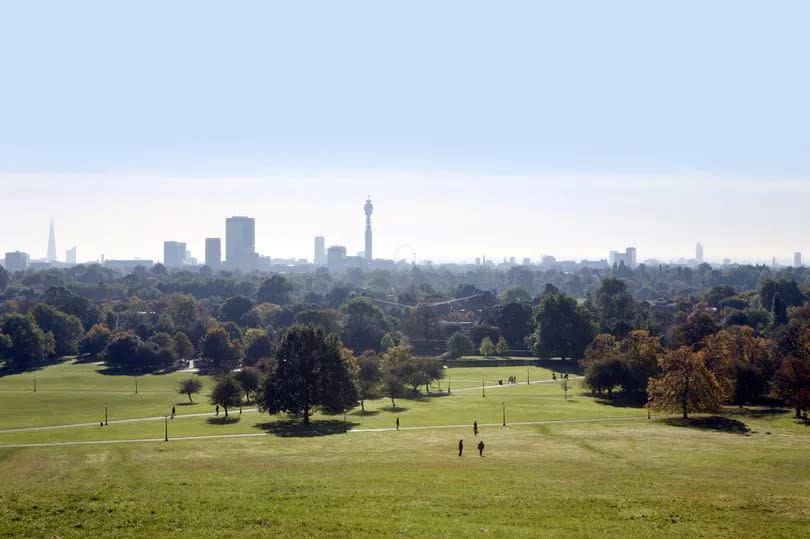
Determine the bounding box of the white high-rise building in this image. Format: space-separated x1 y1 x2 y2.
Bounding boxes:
696 242 704 263
226 216 256 270
314 236 326 266
795 252 802 267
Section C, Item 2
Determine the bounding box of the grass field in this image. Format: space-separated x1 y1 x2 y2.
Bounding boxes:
1 360 809 537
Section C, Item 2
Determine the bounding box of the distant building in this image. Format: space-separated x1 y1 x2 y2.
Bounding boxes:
696 242 704 263
610 247 637 268
475 257 481 265
205 238 222 268
163 241 187 268
314 236 326 266
104 259 154 274
65 246 77 265
522 257 531 265
541 255 556 265
226 216 256 270
327 245 347 273
46 220 57 262
580 259 609 269
723 258 732 266
3 251 30 273
795 252 803 268
364 198 373 261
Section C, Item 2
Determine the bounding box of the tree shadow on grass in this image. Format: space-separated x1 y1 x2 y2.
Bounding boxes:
663 416 751 434
350 409 380 417
98 365 163 376
207 416 241 425
723 407 790 419
0 356 73 377
254 419 357 437
592 394 646 409
381 406 410 413
175 402 199 407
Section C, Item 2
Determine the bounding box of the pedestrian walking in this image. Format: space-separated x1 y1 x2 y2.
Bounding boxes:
478 440 485 457
171 406 176 419
458 439 464 457
216 405 220 416
473 421 479 436
396 417 400 431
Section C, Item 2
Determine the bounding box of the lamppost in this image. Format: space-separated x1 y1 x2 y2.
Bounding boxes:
33 376 37 393
135 378 138 394
344 409 348 434
482 380 486 398
104 402 108 426
527 368 530 386
502 401 506 427
164 415 169 442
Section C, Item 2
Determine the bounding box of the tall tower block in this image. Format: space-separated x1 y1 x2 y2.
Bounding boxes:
364 197 373 261
47 219 57 262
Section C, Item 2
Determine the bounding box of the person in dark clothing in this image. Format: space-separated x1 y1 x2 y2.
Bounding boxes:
396 417 400 431
171 406 176 419
473 421 479 436
216 405 220 416
478 440 485 457
458 439 464 457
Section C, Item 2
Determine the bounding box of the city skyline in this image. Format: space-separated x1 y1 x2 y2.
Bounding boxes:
2 187 807 268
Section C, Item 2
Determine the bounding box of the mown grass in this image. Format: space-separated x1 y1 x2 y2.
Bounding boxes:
1 419 809 537
1 361 808 537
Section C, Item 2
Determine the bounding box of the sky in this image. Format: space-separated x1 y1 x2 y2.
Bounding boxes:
1 1 808 264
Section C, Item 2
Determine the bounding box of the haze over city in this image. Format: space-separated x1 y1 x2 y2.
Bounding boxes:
2 1 809 264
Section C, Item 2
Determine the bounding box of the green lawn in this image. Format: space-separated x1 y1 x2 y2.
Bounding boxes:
1 360 809 537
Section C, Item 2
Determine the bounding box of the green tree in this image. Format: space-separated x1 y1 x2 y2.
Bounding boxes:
257 274 293 305
243 328 274 366
495 336 509 355
201 325 242 373
0 265 8 292
594 278 637 338
30 303 84 357
0 313 55 369
79 324 112 357
479 336 495 357
235 366 261 403
356 351 382 411
772 293 788 326
258 325 358 424
381 371 408 409
773 328 810 418
167 294 200 333
616 330 663 394
178 377 203 403
0 333 12 359
647 347 722 419
494 302 533 349
43 286 100 330
446 331 473 359
405 304 439 340
210 375 243 417
173 331 195 360
341 297 389 353
219 296 254 323
530 293 596 359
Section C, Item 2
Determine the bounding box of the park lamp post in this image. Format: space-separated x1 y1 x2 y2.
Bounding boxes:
502 401 506 427
104 402 108 426
135 378 138 394
344 409 348 434
482 380 486 398
33 376 37 393
164 415 169 442
527 368 530 386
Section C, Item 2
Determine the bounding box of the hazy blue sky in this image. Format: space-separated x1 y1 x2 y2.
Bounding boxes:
1 1 808 264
